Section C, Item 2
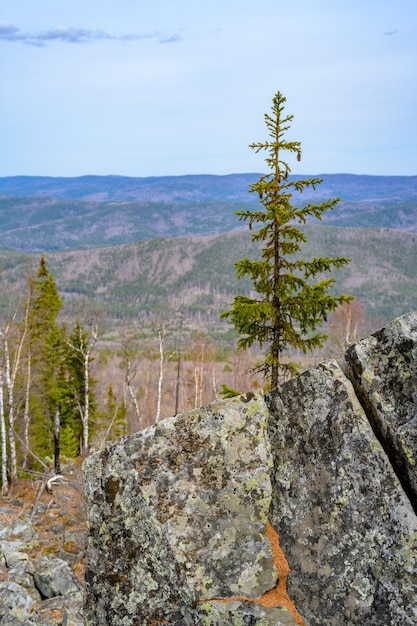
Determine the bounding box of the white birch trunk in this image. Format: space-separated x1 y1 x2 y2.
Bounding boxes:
212 367 218 401
198 347 205 407
22 351 31 468
66 323 97 455
3 335 17 484
0 374 8 496
194 366 199 409
344 302 352 352
1 297 30 479
125 357 141 425
83 348 89 454
155 325 164 424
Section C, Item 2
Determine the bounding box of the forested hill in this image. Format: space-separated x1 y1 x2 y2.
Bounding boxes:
0 173 417 252
0 226 416 327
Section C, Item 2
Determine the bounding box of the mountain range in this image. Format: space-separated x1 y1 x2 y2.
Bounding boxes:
0 173 417 252
0 173 416 328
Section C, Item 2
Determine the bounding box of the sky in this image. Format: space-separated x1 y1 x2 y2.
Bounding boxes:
0 0 416 178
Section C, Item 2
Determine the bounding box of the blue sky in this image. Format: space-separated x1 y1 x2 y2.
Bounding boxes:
1 0 416 177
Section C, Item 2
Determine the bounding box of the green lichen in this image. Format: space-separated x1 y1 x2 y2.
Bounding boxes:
244 395 266 421
201 578 213 594
199 602 222 625
404 444 416 466
363 370 374 385
245 477 260 490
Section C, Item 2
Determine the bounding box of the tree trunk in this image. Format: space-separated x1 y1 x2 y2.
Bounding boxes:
125 357 141 426
22 352 31 469
212 367 218 400
54 402 61 474
4 336 17 484
0 376 8 496
156 326 164 423
82 350 90 455
174 315 183 415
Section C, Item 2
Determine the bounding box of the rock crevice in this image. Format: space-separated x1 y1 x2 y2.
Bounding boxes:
83 312 417 625
342 312 417 515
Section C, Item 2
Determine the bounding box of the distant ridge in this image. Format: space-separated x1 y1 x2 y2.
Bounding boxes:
1 173 417 203
0 173 417 252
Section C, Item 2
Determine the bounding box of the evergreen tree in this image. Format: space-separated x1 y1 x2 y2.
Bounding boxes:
27 256 64 461
60 423 79 459
99 384 128 445
222 92 352 387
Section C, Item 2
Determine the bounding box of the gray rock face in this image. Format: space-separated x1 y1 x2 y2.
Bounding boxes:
197 601 298 625
266 360 417 625
83 392 288 626
82 313 417 625
342 311 417 511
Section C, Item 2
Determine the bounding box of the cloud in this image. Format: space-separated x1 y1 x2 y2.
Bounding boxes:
0 21 18 35
383 30 398 36
0 21 181 46
159 34 182 44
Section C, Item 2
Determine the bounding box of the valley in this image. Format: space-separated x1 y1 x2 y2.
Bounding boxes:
0 172 416 431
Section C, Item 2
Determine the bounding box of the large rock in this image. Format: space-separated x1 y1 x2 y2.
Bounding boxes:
82 314 417 624
83 393 297 625
0 581 34 624
266 360 417 625
342 311 417 511
33 555 82 599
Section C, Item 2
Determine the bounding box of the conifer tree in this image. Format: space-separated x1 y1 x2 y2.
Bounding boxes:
27 256 64 461
104 383 128 442
222 91 352 387
60 423 79 459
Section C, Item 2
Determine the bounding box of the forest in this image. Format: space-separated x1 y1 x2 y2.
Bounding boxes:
1 247 383 498
1 168 416 494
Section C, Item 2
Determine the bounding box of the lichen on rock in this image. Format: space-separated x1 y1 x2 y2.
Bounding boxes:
83 392 278 625
342 311 417 511
266 359 417 626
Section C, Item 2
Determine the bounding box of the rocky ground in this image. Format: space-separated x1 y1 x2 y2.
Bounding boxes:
0 463 86 625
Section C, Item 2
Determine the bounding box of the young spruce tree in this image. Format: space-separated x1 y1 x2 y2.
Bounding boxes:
222 91 352 387
27 256 64 461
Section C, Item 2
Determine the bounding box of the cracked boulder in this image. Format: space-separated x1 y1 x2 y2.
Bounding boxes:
266 360 417 626
342 311 417 510
83 392 291 626
33 555 82 599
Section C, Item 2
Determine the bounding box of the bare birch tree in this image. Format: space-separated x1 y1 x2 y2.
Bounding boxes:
0 299 30 484
22 350 31 468
65 321 98 455
0 371 7 496
119 335 141 431
155 321 165 424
